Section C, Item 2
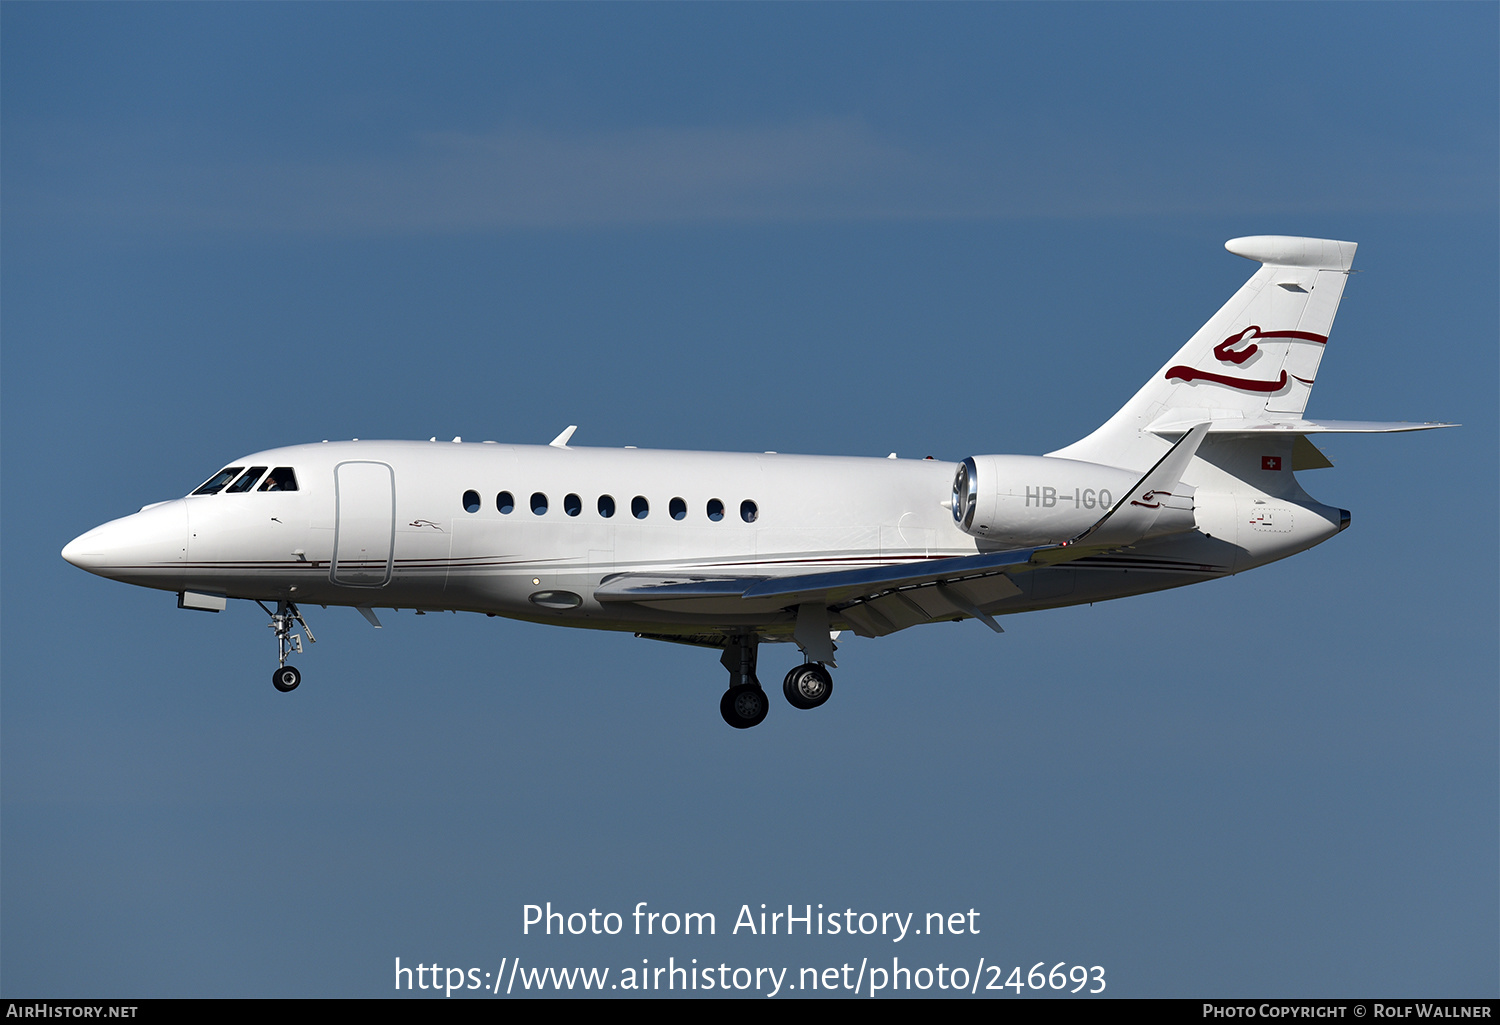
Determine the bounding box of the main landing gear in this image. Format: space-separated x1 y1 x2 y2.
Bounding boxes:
257 599 315 693
719 635 767 729
782 662 833 710
717 635 835 728
720 685 769 730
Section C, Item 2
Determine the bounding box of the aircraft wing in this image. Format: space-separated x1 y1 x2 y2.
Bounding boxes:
593 534 1165 639
598 422 1217 642
595 546 1034 605
594 545 1050 638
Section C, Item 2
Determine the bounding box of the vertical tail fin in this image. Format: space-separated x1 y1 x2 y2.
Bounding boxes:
1049 236 1356 469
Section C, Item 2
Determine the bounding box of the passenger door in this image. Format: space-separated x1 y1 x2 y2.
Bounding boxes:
332 461 395 586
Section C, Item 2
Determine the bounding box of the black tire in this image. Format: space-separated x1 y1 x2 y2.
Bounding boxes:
783 663 833 710
272 665 301 692
720 684 769 729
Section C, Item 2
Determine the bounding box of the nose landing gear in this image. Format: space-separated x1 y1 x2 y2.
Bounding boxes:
257 600 315 693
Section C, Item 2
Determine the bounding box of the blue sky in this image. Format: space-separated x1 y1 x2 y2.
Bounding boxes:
3 3 1495 998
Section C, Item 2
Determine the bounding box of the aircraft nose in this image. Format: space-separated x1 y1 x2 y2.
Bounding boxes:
60 530 101 570
62 501 189 578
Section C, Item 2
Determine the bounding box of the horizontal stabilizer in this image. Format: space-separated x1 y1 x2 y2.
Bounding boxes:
1147 416 1457 436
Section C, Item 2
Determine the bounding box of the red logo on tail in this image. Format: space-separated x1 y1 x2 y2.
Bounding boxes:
1166 325 1328 393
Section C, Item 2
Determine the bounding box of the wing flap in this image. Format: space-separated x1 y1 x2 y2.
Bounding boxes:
839 603 895 638
862 591 943 633
902 584 969 621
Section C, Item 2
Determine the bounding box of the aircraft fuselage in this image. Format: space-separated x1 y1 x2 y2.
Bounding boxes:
63 438 1343 642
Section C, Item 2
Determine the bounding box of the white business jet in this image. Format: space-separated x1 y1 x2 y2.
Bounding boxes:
62 236 1451 728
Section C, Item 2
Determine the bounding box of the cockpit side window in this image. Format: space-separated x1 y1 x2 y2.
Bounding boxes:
258 467 299 492
225 467 268 493
192 467 244 496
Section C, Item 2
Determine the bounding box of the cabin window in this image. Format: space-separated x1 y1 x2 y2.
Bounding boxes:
632 496 649 519
496 491 514 514
598 495 616 518
463 490 481 513
192 467 244 496
531 492 548 515
226 467 268 493
670 497 687 521
564 493 582 517
707 498 724 522
259 467 299 492
740 499 758 523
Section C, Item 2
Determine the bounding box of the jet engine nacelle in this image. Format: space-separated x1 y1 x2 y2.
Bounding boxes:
951 454 1192 547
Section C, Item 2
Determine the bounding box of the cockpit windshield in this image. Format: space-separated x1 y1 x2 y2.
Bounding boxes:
259 467 298 492
225 467 268 493
191 467 244 496
191 465 299 496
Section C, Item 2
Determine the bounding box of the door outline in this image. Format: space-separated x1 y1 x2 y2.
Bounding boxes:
332 460 396 587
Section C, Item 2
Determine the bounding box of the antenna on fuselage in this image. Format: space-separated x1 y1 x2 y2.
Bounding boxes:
549 425 578 449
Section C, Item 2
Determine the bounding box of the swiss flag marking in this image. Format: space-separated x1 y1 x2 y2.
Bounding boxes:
1262 456 1282 471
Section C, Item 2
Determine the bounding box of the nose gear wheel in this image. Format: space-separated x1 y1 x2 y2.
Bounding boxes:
257 599 315 692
